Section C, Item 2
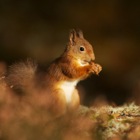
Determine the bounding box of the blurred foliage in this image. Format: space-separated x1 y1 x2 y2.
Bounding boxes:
0 0 140 104
0 76 140 140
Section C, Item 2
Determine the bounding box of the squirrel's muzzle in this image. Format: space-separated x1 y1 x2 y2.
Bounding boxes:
90 53 95 61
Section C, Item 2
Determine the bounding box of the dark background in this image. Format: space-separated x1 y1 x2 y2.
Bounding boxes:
0 0 140 106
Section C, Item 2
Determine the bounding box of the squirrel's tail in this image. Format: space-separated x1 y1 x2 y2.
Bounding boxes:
6 59 37 94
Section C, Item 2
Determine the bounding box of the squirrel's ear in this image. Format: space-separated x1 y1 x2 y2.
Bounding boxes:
69 29 84 45
76 29 84 39
69 29 77 45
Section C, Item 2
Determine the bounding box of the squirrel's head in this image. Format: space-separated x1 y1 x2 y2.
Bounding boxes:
65 29 95 66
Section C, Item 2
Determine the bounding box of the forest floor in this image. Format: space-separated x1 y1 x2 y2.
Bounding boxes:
0 83 140 140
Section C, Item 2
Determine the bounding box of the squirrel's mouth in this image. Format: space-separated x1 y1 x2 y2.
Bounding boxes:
78 59 92 66
83 59 94 64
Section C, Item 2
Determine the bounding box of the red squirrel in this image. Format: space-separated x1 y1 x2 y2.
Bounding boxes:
6 29 102 115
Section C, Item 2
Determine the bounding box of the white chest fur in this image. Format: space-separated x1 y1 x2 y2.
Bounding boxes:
60 80 79 103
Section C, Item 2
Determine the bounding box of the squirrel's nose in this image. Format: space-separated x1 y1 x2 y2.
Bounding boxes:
91 53 95 61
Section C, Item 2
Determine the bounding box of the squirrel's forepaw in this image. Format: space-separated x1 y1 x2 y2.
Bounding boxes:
91 63 102 75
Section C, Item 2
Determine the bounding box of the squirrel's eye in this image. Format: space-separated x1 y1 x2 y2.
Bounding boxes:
80 46 85 52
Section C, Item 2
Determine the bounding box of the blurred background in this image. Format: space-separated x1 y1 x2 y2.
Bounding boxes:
0 0 140 106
